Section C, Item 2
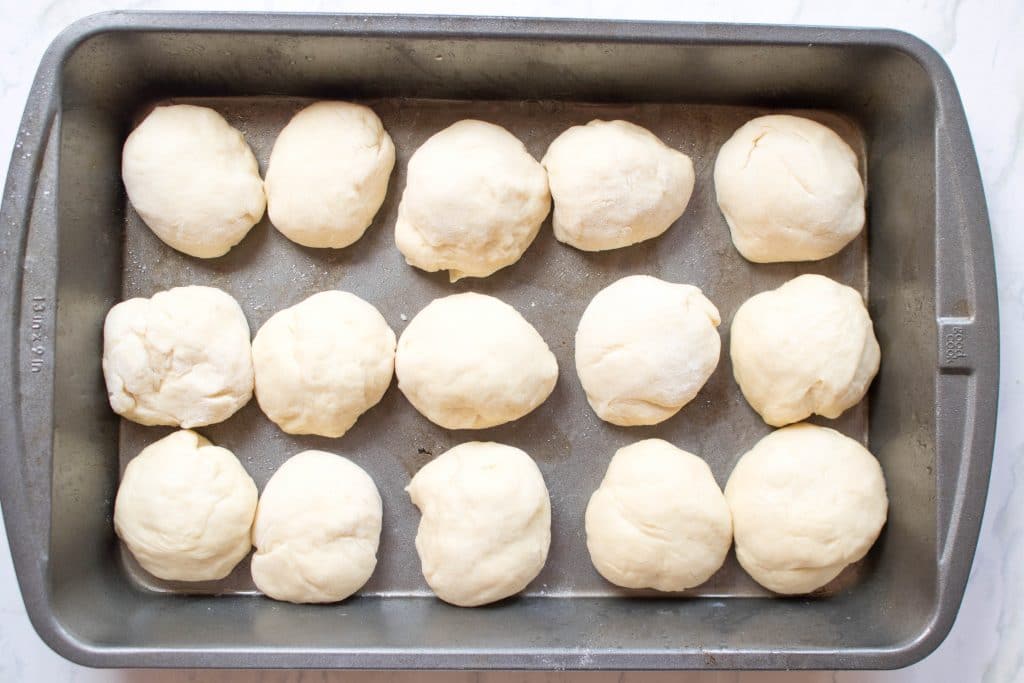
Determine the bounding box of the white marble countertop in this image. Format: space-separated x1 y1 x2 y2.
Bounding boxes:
0 0 1020 681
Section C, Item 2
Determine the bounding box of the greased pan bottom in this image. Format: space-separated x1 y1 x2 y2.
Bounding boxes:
119 96 869 599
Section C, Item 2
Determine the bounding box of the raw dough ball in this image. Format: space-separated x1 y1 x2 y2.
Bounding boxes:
102 285 254 428
395 119 550 281
252 291 396 437
724 423 888 594
122 104 266 258
542 120 695 251
265 101 395 249
251 450 382 604
575 275 721 426
714 114 865 263
730 274 879 427
586 439 732 591
114 430 257 582
407 442 551 606
396 293 558 429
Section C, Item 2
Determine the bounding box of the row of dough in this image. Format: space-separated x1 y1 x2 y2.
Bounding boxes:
114 424 888 605
124 102 865 273
102 274 880 436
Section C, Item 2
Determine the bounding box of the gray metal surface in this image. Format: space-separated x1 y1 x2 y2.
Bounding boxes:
121 97 867 599
0 11 998 671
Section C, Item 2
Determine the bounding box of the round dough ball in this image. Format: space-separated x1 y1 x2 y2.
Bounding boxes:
251 450 382 604
102 285 254 428
122 104 266 258
542 120 695 251
575 275 721 426
724 423 888 594
252 291 396 437
407 442 551 606
730 274 880 427
395 119 550 281
714 114 865 263
586 439 731 591
396 293 558 429
114 430 257 581
265 101 395 249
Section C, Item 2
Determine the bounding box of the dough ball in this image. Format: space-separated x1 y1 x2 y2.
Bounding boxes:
396 293 558 429
730 274 879 427
542 120 695 251
724 424 888 594
102 285 254 428
407 442 551 606
586 439 731 591
395 119 550 281
122 104 266 258
251 450 382 604
252 291 396 437
265 101 395 249
575 275 721 426
714 114 865 263
114 430 257 581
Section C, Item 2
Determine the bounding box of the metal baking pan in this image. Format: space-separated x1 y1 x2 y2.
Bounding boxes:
0 11 997 670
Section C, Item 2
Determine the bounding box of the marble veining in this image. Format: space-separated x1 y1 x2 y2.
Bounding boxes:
0 0 1020 681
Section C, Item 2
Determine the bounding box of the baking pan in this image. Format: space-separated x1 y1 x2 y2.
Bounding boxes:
0 11 997 670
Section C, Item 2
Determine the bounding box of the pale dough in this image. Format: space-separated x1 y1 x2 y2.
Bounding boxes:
251 450 382 604
541 119 695 251
395 293 558 429
730 274 880 427
102 285 254 428
724 423 888 594
406 442 551 607
114 430 257 582
122 104 266 258
394 119 550 281
252 291 396 437
714 114 865 263
575 275 721 426
264 101 395 249
586 439 732 591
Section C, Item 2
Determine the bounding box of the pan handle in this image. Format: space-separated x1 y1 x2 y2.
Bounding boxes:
930 59 999 602
0 43 62 635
